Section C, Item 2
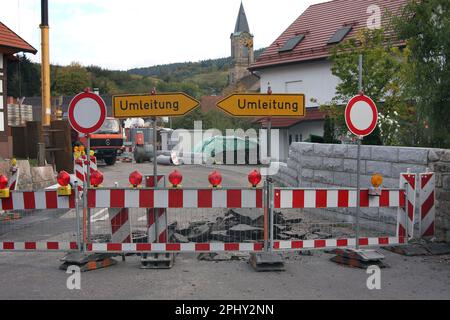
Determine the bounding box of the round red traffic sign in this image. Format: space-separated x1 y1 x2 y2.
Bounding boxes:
345 95 378 137
68 92 107 134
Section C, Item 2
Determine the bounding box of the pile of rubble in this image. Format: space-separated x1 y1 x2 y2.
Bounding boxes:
168 209 344 245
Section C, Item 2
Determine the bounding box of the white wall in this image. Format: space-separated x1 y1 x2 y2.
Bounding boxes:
259 60 340 108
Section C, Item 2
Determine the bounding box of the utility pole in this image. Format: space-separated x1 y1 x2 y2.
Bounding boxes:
40 0 51 127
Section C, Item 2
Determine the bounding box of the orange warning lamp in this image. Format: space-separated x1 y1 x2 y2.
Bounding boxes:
129 170 143 188
0 174 10 198
169 170 183 188
248 170 262 187
208 170 222 188
57 171 72 196
90 170 104 188
369 173 383 196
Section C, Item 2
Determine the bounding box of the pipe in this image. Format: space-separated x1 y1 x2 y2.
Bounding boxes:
40 0 51 126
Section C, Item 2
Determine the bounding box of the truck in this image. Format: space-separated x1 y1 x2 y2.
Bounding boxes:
71 117 124 165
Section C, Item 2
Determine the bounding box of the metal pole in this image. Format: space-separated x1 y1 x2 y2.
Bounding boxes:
355 54 363 250
267 118 272 163
269 180 274 253
86 135 91 243
263 179 268 252
405 168 411 243
74 180 82 252
355 138 361 249
153 117 158 187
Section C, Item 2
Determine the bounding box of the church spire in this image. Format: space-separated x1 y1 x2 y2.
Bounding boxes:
234 2 250 34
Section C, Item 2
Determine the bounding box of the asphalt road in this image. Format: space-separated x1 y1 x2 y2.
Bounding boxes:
0 162 449 300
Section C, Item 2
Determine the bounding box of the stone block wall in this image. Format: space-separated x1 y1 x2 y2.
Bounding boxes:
272 143 450 241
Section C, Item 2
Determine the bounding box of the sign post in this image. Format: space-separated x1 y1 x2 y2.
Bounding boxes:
68 90 107 243
344 55 378 249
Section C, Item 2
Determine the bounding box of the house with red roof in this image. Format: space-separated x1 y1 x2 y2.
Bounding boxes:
0 21 37 158
249 0 407 161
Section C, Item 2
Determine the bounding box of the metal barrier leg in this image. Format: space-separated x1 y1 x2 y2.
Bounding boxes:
249 178 285 272
141 176 175 269
59 178 117 272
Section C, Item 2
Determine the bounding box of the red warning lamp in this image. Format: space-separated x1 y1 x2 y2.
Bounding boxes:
57 171 72 196
57 171 70 187
208 170 222 188
169 170 183 188
129 170 143 187
248 170 262 187
90 170 104 187
0 174 9 198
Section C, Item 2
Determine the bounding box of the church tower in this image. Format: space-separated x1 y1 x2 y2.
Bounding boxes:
229 2 254 85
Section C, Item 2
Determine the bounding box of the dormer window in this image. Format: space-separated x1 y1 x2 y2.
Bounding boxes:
278 35 305 53
327 26 353 44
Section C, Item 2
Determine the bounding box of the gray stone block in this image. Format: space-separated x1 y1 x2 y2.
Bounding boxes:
313 144 334 156
343 159 365 174
350 174 373 188
323 157 343 171
443 175 450 191
366 160 392 176
382 178 399 188
371 146 399 162
296 143 314 155
313 170 334 184
287 159 299 171
333 172 351 186
333 144 348 157
347 144 372 159
398 147 428 165
300 155 324 170
301 168 314 180
441 150 450 162
428 149 443 162
392 163 427 177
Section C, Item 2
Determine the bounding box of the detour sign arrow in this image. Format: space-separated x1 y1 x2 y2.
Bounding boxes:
216 93 306 117
113 93 200 118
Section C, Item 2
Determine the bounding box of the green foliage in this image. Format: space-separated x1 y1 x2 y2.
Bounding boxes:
53 62 91 95
393 0 450 148
171 109 256 132
323 28 410 146
323 116 339 144
7 55 40 97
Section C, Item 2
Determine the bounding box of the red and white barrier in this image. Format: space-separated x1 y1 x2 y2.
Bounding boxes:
0 241 78 251
87 242 264 253
419 172 435 238
109 208 132 243
87 188 264 209
0 190 75 210
397 173 416 239
274 189 404 208
74 158 85 194
84 236 405 253
273 236 405 250
146 175 166 243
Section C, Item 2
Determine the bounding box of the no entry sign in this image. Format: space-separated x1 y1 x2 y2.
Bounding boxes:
345 95 378 137
68 92 107 135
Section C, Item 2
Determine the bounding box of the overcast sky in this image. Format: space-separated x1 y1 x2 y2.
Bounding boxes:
0 0 327 70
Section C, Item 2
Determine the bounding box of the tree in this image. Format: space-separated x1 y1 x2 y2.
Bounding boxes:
322 28 410 146
7 55 41 97
53 62 91 95
394 0 450 148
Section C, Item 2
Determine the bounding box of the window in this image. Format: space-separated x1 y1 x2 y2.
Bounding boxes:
327 26 352 45
278 35 305 52
289 134 293 145
295 134 299 142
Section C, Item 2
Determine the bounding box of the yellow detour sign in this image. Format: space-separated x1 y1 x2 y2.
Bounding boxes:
112 93 200 118
216 93 306 117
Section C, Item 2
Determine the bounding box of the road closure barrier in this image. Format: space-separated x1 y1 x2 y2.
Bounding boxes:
0 169 435 268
